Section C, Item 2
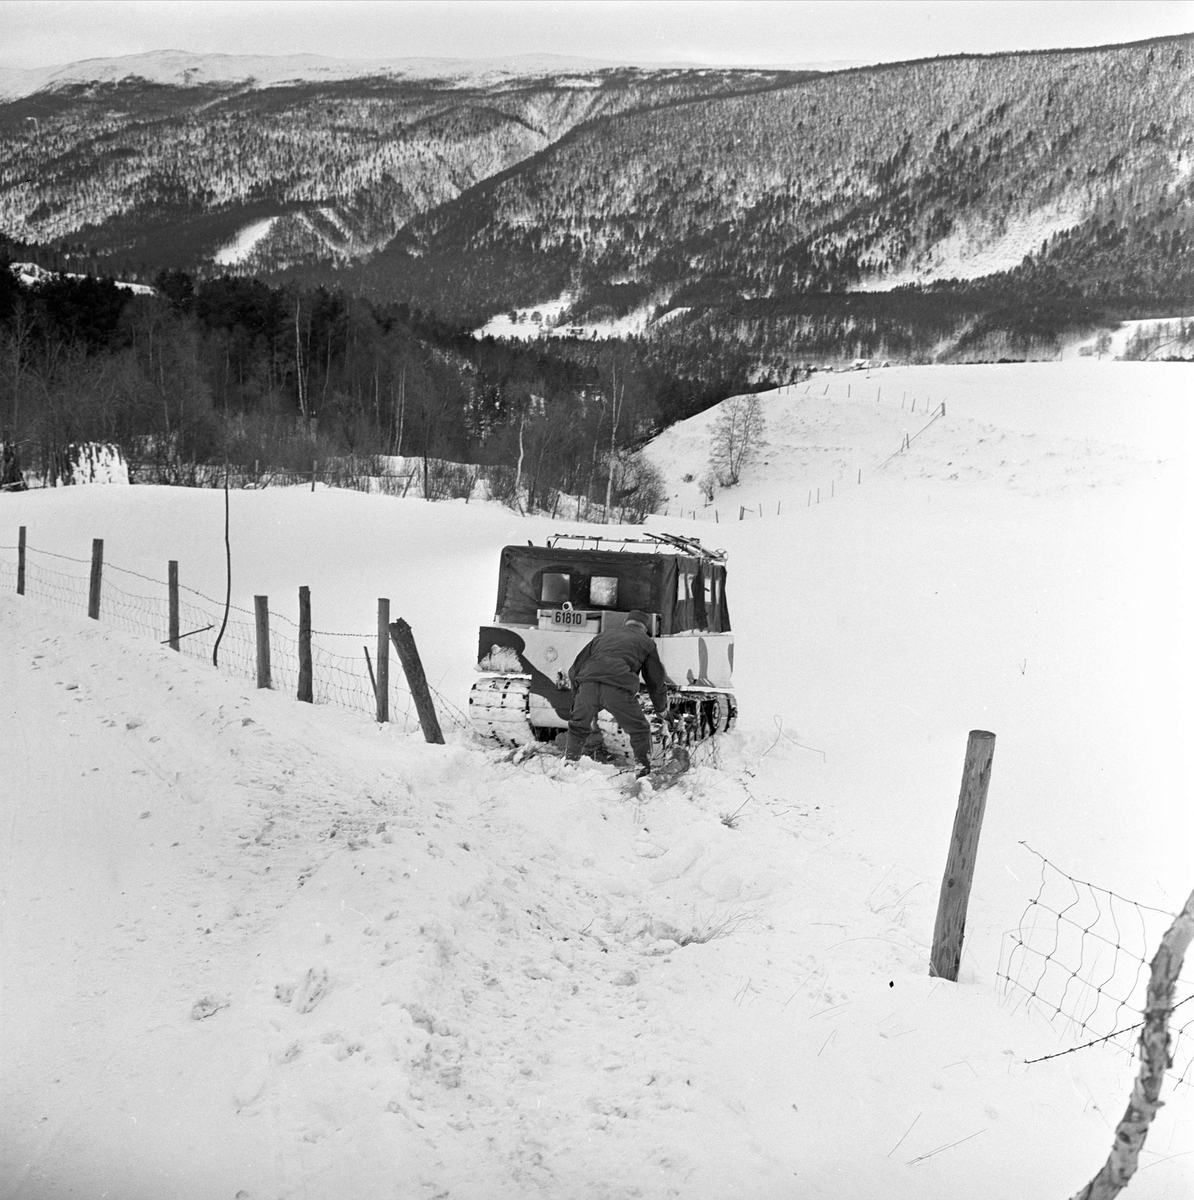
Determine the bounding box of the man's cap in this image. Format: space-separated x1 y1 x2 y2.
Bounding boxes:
625 609 651 628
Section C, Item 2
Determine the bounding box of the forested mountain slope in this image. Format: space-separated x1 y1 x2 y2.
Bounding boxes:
0 59 811 276
353 35 1193 319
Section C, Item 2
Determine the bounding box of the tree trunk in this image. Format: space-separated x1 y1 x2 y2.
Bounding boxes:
513 410 526 513
294 300 308 421
604 361 622 519
396 366 405 455
1070 888 1194 1200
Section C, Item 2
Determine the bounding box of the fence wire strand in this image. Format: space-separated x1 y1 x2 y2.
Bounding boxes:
998 841 1192 1088
1 541 469 736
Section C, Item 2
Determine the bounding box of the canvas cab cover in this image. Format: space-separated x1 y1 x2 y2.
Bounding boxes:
493 544 730 635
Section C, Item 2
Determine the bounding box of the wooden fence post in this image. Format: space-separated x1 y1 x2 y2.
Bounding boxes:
297 586 313 702
389 619 444 744
739 506 745 521
17 526 25 594
168 560 180 650
254 595 271 688
929 730 996 981
376 597 390 723
88 538 103 619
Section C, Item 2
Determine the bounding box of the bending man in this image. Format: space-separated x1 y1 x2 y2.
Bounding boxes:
565 609 669 777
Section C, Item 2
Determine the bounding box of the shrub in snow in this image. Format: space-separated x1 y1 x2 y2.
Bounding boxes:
604 450 667 522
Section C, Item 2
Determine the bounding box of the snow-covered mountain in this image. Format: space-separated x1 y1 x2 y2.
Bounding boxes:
0 49 621 101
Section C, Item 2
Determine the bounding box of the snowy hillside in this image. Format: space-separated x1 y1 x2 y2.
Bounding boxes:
472 292 656 342
7 261 155 295
1 362 1190 1198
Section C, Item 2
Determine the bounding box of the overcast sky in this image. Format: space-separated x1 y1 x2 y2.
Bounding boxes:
1 0 1191 71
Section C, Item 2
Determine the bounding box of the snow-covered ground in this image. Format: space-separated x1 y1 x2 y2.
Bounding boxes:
1 362 1190 1198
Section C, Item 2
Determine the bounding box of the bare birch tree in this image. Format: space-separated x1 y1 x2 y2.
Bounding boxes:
603 358 625 519
709 392 764 486
1070 887 1194 1200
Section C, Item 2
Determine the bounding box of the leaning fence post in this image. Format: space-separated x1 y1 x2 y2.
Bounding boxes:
168 560 180 650
929 730 996 981
88 538 103 619
297 586 313 702
17 526 25 594
254 596 271 688
376 597 390 723
389 618 444 744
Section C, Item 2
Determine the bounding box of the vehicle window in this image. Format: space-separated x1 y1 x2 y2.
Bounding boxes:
590 576 618 606
540 573 571 603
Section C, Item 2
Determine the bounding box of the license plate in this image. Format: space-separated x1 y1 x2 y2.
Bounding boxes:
552 609 586 628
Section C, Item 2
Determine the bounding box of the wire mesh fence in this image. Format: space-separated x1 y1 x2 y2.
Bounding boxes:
997 841 1192 1089
0 537 469 738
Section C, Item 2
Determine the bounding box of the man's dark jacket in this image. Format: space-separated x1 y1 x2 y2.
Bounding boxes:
568 625 669 713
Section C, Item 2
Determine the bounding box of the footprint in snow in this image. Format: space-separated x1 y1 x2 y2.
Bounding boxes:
191 995 228 1020
291 967 330 1014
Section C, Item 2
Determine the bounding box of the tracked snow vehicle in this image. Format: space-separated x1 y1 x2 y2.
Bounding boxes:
469 532 736 752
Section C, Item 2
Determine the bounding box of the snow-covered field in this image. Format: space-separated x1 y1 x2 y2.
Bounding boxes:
1 362 1191 1198
473 293 656 342
1061 316 1194 362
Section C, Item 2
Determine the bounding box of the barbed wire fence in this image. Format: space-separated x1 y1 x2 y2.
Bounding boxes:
997 840 1192 1090
0 537 470 738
